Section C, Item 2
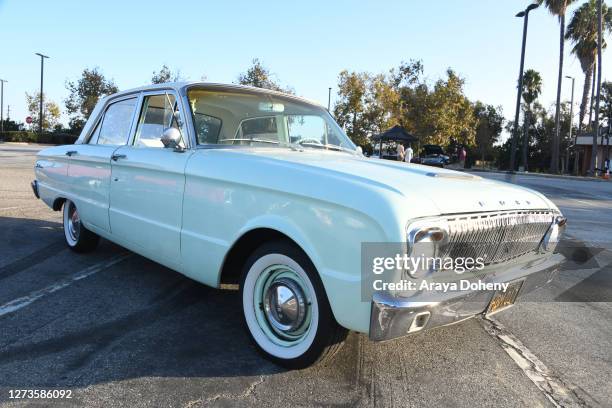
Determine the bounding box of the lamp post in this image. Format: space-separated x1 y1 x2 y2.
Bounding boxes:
35 53 49 136
327 87 332 111
510 2 539 172
0 79 6 134
565 75 575 174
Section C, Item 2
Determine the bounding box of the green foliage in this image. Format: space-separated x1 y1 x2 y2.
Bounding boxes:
237 59 292 93
566 0 611 56
474 102 504 162
498 102 575 171
151 65 184 84
0 118 22 132
421 69 476 146
333 70 371 149
65 68 118 133
333 63 477 153
599 81 612 125
25 92 61 131
0 131 77 144
566 0 612 133
538 0 577 18
522 69 542 107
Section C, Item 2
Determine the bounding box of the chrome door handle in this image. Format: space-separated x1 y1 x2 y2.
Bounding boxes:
111 154 127 161
66 150 77 156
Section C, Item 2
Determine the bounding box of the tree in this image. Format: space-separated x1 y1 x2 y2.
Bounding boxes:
151 65 184 84
25 92 61 131
65 68 118 133
417 69 476 147
333 70 370 148
521 69 543 170
473 102 504 163
237 59 291 93
539 0 578 172
565 0 612 135
333 63 477 155
599 81 612 126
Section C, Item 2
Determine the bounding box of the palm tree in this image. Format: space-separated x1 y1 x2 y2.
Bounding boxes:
521 69 543 170
565 0 612 135
539 0 577 173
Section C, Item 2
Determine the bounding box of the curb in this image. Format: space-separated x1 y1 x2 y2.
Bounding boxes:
465 168 610 183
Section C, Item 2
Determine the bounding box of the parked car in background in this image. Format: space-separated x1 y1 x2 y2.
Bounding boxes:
412 144 450 167
32 82 566 368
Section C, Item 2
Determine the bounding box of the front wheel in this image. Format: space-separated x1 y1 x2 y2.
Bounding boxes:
240 241 347 369
63 199 100 253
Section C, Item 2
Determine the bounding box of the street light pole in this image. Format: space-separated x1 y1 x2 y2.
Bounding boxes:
510 2 539 172
35 53 49 136
0 79 6 134
327 87 332 111
565 76 575 174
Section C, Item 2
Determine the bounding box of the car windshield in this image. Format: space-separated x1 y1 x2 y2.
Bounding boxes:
187 88 357 153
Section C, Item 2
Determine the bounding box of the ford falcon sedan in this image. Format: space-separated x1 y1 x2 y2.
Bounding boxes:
32 82 566 368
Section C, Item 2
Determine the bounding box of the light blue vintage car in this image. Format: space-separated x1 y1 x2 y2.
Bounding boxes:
32 83 565 368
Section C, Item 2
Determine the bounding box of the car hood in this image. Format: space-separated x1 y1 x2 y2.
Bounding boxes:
232 148 555 214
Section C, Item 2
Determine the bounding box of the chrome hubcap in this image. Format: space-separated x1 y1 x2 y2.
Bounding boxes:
67 203 80 242
263 277 306 333
253 265 312 344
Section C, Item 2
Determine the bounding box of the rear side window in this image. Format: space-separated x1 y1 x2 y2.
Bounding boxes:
95 98 137 145
234 117 278 143
194 113 222 144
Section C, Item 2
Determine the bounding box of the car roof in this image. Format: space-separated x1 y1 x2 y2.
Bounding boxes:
110 81 324 108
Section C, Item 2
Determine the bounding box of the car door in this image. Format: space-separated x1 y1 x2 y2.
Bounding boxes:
109 90 193 265
68 95 139 233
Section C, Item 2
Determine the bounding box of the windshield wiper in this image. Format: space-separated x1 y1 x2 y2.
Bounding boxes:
297 141 355 154
220 138 280 145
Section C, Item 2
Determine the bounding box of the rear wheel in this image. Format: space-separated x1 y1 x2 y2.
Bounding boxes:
240 241 347 369
62 199 99 253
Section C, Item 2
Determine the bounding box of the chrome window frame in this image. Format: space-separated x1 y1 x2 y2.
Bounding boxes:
81 85 195 150
84 92 141 146
130 89 190 149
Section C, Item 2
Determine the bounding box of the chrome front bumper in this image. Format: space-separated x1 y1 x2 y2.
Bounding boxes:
369 252 564 341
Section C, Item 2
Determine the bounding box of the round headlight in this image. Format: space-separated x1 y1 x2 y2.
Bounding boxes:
541 216 566 252
406 220 448 277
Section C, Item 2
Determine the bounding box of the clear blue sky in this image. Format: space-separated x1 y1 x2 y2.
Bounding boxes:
1 0 610 141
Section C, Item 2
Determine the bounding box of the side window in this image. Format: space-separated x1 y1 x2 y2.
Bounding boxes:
194 113 222 144
230 117 279 145
134 94 183 148
97 98 137 145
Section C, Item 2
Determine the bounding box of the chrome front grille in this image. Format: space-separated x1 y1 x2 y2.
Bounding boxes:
438 210 555 265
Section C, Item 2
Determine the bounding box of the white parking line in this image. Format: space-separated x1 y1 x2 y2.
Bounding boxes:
0 254 131 318
480 316 587 408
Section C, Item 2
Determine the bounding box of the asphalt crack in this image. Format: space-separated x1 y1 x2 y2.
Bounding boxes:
183 375 266 407
480 315 591 408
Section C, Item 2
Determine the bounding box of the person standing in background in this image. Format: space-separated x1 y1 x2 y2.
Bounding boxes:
459 146 467 168
396 143 405 162
404 143 413 163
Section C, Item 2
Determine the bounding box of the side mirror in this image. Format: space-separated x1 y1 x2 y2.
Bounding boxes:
161 127 181 149
356 146 363 155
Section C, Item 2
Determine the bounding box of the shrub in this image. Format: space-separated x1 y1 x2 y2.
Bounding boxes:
0 131 78 145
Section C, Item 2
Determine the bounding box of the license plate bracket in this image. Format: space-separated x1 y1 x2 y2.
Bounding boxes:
486 279 524 315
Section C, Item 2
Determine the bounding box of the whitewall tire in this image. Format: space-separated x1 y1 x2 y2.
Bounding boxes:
62 200 100 253
240 241 347 369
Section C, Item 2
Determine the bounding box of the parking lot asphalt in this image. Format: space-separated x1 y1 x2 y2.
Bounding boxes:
0 144 610 408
